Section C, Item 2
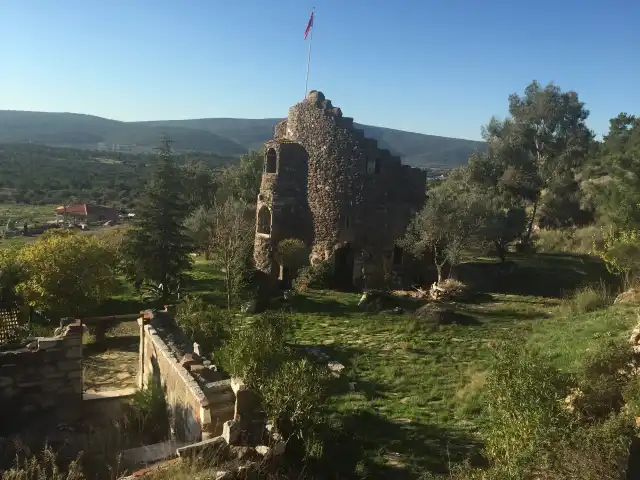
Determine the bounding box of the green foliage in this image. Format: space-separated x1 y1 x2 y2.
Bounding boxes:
451 337 638 480
184 206 215 253
216 310 293 386
15 231 119 319
594 226 640 284
205 198 254 308
583 114 640 230
401 169 491 280
129 374 171 444
0 244 24 302
275 238 309 270
482 81 593 241
0 143 231 207
217 149 263 204
292 260 332 292
176 295 231 354
1 446 85 480
122 137 193 299
182 162 219 210
482 342 575 477
573 339 633 421
534 226 603 254
259 358 329 438
562 282 613 316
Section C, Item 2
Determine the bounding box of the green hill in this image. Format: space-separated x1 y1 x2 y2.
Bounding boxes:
0 110 486 168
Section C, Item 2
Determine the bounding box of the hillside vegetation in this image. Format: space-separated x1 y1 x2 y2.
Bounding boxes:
0 109 486 168
0 143 234 207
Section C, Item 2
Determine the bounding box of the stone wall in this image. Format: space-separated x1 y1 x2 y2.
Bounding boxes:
137 314 234 443
0 322 83 430
253 90 427 287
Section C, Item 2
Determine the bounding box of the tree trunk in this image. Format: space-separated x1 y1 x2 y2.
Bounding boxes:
494 241 506 263
225 271 232 310
524 195 540 245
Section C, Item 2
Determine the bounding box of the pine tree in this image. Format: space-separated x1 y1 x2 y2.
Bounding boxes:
123 136 193 300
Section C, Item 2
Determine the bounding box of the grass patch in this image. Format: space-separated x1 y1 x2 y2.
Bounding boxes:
275 253 634 476
561 281 614 316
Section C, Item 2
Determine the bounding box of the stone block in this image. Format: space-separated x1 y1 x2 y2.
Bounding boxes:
58 359 81 371
37 338 60 350
176 436 228 458
67 369 82 379
222 419 241 445
0 376 14 388
3 386 16 397
230 377 246 394
65 346 83 359
234 389 261 421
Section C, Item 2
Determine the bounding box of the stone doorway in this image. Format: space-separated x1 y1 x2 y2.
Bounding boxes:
334 244 355 289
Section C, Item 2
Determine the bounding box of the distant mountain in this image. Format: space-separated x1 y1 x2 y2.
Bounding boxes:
0 110 486 168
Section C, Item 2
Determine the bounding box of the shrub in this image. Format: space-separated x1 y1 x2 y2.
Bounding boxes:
292 260 332 292
128 374 170 444
482 341 575 478
1 446 85 480
275 238 309 271
176 295 231 354
594 226 640 285
562 281 613 316
259 358 329 440
534 226 603 254
550 412 635 480
574 339 634 421
216 310 293 386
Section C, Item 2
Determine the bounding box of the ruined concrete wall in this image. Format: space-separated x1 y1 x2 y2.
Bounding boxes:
138 318 234 442
0 322 83 426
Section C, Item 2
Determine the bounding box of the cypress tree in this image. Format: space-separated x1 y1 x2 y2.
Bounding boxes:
123 136 193 299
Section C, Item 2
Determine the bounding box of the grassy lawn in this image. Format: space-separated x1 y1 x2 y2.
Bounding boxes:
73 252 636 476
278 253 634 476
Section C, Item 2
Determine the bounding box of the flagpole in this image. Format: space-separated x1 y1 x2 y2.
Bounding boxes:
304 8 314 98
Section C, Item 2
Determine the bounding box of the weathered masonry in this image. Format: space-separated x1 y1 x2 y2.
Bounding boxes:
253 91 427 289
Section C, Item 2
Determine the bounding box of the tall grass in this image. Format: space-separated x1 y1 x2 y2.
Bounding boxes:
535 226 604 255
562 281 613 316
1 446 84 480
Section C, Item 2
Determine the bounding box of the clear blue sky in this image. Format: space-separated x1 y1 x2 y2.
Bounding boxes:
1 0 638 141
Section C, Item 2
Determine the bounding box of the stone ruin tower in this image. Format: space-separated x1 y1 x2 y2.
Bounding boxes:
253 91 427 289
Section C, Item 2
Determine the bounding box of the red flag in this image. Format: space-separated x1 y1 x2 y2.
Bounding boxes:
304 10 314 39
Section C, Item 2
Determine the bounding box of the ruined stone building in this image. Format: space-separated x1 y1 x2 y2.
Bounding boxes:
253 91 427 289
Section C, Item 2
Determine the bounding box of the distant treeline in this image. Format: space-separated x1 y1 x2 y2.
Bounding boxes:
0 143 237 208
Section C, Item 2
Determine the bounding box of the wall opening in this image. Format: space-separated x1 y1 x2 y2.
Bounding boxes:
257 206 272 235
334 244 355 289
393 246 404 266
280 265 292 289
366 159 376 174
374 159 381 174
265 149 277 173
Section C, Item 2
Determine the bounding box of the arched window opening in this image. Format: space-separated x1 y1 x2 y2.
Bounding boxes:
265 149 277 173
366 158 376 174
257 206 272 235
393 246 404 266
